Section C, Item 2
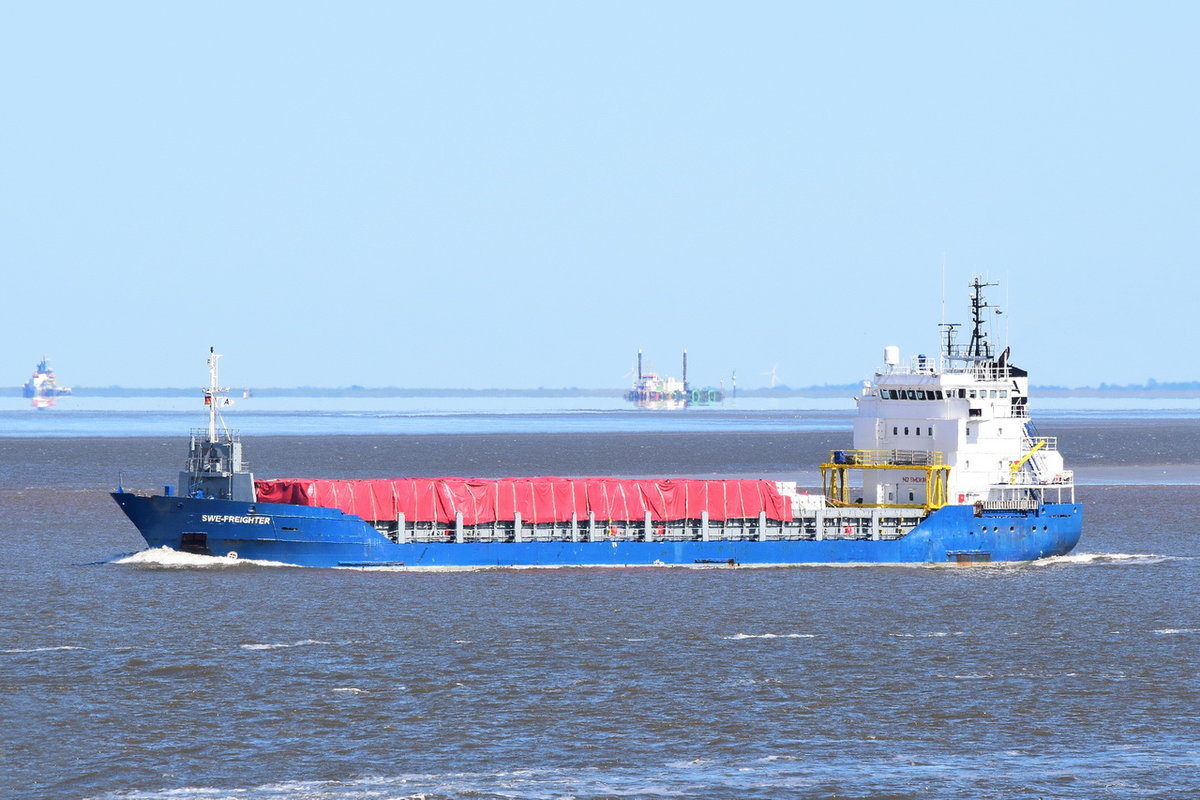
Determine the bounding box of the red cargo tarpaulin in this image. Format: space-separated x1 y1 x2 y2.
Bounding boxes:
254 477 793 525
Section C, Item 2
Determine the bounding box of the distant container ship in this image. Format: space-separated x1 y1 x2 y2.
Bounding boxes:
22 357 72 409
624 350 724 408
112 280 1082 567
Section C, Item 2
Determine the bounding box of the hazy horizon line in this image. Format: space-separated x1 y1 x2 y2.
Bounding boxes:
7 384 1200 398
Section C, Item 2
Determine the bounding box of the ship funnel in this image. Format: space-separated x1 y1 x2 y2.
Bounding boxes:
883 346 900 367
682 349 688 388
637 350 643 380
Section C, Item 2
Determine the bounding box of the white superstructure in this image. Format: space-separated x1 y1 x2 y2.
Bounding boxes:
842 278 1074 511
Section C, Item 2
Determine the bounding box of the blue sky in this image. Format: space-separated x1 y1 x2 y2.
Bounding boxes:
3 2 1196 390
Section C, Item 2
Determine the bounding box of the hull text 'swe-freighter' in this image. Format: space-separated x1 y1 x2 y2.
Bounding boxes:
112 280 1082 567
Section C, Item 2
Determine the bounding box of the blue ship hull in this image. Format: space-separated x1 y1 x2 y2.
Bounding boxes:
112 492 1083 567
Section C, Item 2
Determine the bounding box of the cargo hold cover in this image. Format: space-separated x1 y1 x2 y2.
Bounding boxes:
254 477 793 525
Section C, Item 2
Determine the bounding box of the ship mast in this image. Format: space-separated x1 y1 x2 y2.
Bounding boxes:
939 322 960 361
204 347 228 443
966 277 998 361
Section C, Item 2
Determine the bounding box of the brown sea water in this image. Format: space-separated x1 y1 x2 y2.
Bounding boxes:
1 418 1197 799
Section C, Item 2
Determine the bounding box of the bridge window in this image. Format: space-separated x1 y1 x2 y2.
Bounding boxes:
893 426 898 435
904 427 910 435
916 390 926 399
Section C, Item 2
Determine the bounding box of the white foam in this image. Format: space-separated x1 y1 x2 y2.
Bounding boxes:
1031 552 1177 567
113 547 293 569
722 633 816 640
1 645 83 654
332 687 365 694
1153 628 1198 635
241 639 329 651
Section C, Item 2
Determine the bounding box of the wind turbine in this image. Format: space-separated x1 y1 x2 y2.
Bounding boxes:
762 365 778 389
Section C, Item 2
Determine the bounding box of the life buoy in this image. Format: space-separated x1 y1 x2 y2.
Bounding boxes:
227 550 239 559
844 525 852 534
958 493 965 503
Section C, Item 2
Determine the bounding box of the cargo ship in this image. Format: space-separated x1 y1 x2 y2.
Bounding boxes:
625 350 724 409
22 356 72 409
112 281 1082 567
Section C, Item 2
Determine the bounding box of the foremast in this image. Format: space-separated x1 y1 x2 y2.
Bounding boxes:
179 348 256 502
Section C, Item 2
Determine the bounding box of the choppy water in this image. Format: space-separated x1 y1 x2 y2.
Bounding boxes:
1 410 1198 798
